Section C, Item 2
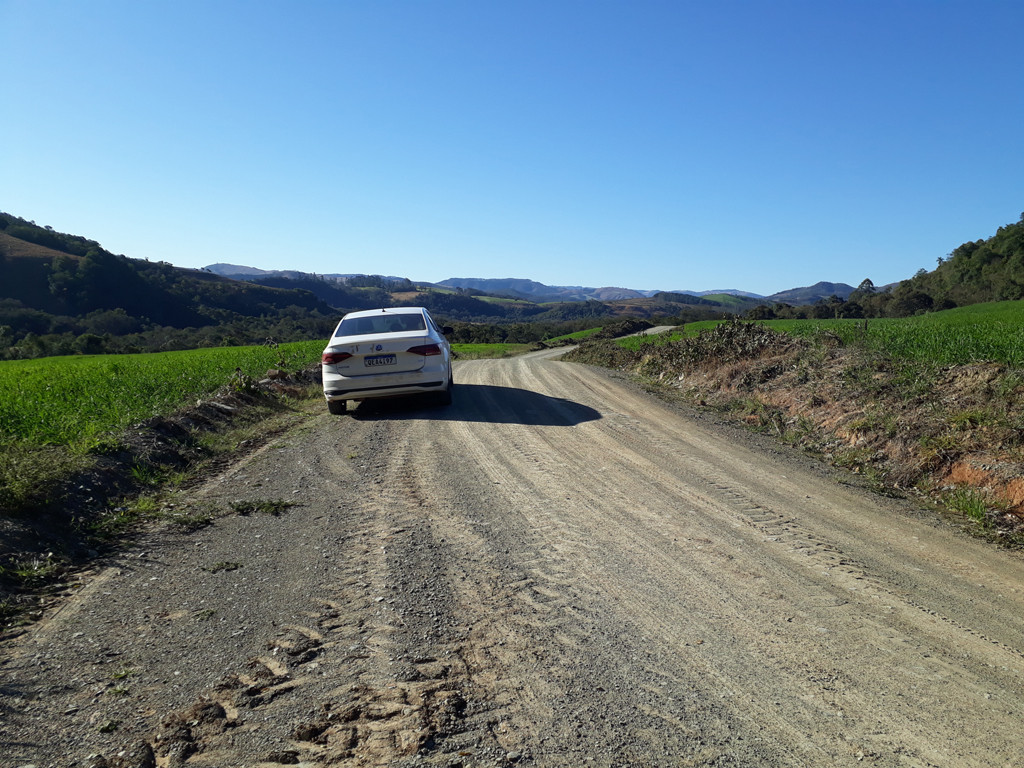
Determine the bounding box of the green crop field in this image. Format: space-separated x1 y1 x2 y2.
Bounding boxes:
614 301 1024 367
766 301 1024 367
0 341 324 452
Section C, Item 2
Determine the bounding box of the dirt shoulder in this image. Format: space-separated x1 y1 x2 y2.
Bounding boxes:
3 356 1024 767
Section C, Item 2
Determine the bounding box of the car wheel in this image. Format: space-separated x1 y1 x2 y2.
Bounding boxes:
327 400 347 415
438 371 453 406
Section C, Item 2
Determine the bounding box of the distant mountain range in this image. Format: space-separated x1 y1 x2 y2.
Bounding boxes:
5 206 1020 361
205 263 410 284
205 264 855 305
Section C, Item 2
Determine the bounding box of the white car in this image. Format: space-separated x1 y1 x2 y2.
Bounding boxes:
321 306 453 415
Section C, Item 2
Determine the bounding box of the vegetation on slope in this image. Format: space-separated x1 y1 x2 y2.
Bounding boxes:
0 213 340 357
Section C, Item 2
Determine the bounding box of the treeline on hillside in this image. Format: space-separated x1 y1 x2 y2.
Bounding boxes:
0 210 658 360
245 274 422 309
0 212 101 257
746 213 1024 321
0 213 340 359
0 301 337 358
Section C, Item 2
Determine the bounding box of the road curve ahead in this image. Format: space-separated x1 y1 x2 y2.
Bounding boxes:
4 356 1024 767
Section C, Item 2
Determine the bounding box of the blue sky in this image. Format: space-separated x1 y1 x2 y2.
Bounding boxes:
2 1 1022 296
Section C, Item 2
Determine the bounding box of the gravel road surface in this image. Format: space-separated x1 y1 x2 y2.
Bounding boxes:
3 356 1024 767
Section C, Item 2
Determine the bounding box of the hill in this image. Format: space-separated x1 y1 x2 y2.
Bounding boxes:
765 281 856 305
0 213 341 358
0 213 726 359
436 277 769 303
883 214 1024 310
744 213 1024 320
213 267 762 321
206 263 411 283
437 277 647 302
13 207 1019 359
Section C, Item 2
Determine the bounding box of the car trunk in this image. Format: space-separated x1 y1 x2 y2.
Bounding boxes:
324 331 436 375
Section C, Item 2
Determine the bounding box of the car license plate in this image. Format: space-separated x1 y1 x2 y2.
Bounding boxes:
365 354 396 367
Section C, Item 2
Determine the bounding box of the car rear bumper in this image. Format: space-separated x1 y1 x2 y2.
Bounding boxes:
323 366 449 402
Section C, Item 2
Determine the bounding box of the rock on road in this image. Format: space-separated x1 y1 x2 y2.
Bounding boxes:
3 356 1024 767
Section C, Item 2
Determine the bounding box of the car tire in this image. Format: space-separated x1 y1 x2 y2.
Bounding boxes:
437 371 453 406
327 400 347 415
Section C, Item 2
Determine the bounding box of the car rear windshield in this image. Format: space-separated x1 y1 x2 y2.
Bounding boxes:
334 313 426 337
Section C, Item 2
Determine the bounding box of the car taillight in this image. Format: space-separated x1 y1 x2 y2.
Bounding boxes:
407 344 442 356
322 352 353 364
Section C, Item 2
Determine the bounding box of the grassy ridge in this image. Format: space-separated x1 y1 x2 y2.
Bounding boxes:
616 302 1024 367
1 341 324 451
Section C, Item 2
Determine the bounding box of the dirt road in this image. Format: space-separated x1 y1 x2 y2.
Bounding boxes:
4 356 1024 767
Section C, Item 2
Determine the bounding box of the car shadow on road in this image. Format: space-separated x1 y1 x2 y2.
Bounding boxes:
348 383 602 427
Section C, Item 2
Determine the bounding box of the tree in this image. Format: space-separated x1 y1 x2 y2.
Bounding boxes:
896 291 933 315
746 304 776 320
74 333 106 355
838 301 864 319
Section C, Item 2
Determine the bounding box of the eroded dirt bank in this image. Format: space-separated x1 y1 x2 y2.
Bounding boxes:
3 357 1024 767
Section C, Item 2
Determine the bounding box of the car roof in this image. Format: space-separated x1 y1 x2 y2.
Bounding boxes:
341 307 426 319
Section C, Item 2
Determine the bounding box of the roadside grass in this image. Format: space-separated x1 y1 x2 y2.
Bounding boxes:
0 340 323 452
1 340 323 526
944 487 993 528
615 321 719 350
0 553 62 589
765 301 1024 367
612 302 1024 367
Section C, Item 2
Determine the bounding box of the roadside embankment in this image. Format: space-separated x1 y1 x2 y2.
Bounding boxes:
0 366 322 628
565 320 1024 543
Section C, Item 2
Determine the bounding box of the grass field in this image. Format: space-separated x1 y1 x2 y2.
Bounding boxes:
0 341 324 452
766 301 1024 367
615 302 1024 367
615 323 712 349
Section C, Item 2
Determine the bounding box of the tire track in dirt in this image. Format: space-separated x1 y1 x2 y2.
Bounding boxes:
439 361 790 765
274 419 516 766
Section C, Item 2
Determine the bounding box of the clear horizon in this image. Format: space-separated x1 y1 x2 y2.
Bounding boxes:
3 1 1022 297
